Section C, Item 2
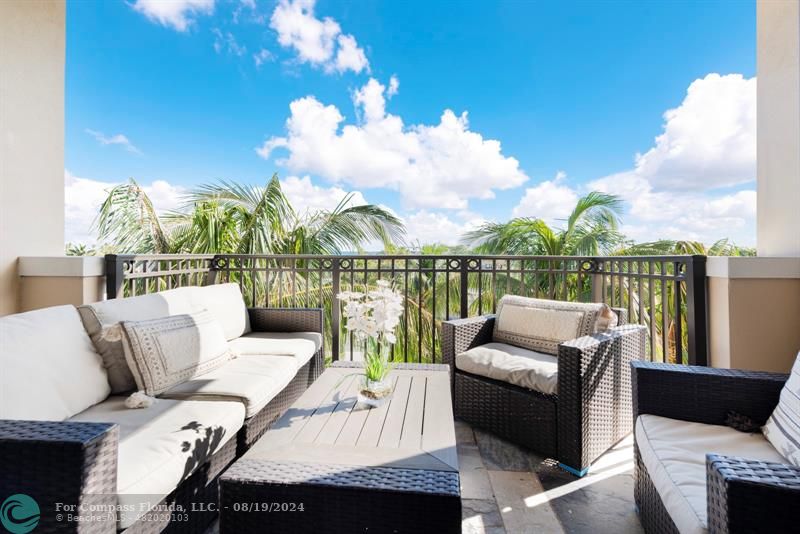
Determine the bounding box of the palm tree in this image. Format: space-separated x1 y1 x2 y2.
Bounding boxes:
462 192 624 255
95 174 405 255
615 238 755 257
96 178 170 253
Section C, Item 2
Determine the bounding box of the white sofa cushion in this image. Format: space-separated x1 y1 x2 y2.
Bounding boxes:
763 351 800 466
456 342 559 395
121 310 233 395
229 331 322 368
78 287 197 393
69 396 244 529
493 295 615 355
187 283 251 341
635 414 787 534
160 356 298 418
0 305 110 421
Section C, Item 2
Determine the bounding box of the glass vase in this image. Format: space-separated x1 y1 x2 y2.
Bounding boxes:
358 337 394 407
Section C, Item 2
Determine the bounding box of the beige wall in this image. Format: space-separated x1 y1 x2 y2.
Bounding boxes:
708 258 800 373
0 1 66 315
757 0 800 257
20 276 104 312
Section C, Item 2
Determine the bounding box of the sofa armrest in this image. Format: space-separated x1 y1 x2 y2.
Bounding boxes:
557 324 647 472
248 307 323 334
632 362 788 427
0 420 118 532
440 315 496 369
706 454 800 533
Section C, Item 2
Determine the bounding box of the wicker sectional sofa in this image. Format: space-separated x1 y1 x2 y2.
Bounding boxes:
0 284 323 533
442 300 646 476
632 361 800 534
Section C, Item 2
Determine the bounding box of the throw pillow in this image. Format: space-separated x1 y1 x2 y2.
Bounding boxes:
121 310 233 396
762 351 800 466
493 295 615 355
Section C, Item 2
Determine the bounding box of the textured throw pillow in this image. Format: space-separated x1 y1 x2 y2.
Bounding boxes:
762 352 800 466
493 295 615 355
77 287 198 393
121 310 233 396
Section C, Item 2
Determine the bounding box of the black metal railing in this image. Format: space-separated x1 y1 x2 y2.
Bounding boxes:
105 254 707 366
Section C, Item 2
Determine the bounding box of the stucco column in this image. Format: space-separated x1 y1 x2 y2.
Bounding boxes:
757 0 800 257
705 2 800 373
0 1 67 315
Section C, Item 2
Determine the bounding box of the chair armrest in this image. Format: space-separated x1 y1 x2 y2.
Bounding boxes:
611 307 628 325
248 307 323 334
0 420 118 532
440 315 495 369
557 324 647 471
707 454 800 533
632 362 788 426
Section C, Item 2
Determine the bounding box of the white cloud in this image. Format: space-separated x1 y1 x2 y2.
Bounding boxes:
280 175 367 214
387 75 399 98
212 28 247 56
507 74 759 246
64 170 185 245
131 0 215 32
256 77 528 209
626 73 755 191
512 171 578 224
85 129 142 155
402 210 486 246
269 0 369 74
253 48 274 67
334 34 369 74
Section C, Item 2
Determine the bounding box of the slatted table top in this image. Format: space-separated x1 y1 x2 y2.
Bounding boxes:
240 362 458 474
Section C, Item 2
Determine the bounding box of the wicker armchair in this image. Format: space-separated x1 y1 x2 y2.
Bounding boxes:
442 310 646 476
632 361 800 533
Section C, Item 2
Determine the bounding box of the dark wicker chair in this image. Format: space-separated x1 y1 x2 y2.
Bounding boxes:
442 309 646 476
0 307 324 534
632 361 800 534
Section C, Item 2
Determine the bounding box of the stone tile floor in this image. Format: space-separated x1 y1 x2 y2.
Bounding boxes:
456 420 644 534
207 419 643 534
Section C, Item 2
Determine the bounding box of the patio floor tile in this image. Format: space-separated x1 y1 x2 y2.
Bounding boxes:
459 442 495 500
461 498 506 534
488 470 566 533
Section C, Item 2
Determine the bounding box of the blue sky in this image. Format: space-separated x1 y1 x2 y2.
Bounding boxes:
65 0 757 247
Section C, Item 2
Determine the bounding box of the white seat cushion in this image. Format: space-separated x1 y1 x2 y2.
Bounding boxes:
229 332 322 368
456 342 558 395
0 305 110 421
186 283 251 341
635 414 788 534
160 356 298 417
70 396 245 529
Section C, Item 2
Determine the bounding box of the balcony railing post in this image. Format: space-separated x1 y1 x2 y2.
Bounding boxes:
459 258 469 318
105 254 125 299
685 255 708 366
331 258 341 361
588 258 604 304
206 255 220 286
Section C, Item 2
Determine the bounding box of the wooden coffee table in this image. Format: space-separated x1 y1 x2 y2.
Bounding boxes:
219 362 461 533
